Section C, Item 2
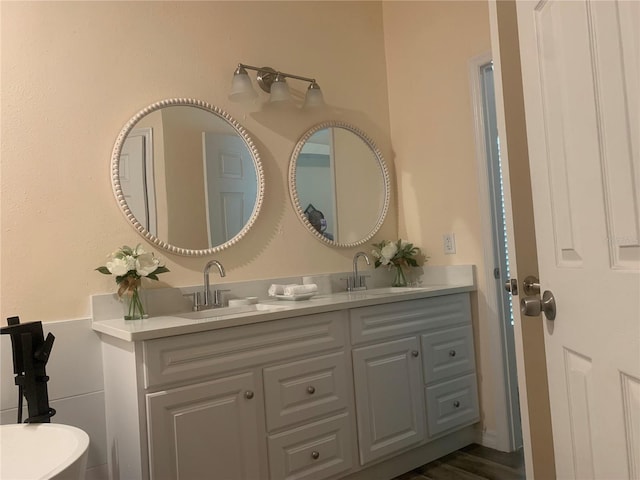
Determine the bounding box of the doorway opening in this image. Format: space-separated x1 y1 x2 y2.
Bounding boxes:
470 54 523 452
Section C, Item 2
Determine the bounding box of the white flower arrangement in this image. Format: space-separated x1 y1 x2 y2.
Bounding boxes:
371 239 425 287
371 239 423 268
96 245 169 319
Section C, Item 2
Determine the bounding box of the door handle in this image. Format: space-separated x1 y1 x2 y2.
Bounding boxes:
520 290 556 321
505 278 518 296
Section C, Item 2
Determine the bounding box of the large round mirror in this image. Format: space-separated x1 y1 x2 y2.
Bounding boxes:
111 98 264 256
289 122 390 247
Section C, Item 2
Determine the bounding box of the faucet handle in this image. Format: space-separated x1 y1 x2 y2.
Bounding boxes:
213 289 231 307
358 275 370 289
183 292 203 311
344 276 368 292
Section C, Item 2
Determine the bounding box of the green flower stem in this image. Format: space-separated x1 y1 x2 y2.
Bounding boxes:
125 286 146 320
392 264 408 287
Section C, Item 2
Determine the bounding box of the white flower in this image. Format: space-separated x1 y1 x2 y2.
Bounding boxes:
135 253 160 277
380 242 398 265
106 257 131 276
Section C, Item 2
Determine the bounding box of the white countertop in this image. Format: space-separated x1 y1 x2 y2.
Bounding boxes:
92 284 474 342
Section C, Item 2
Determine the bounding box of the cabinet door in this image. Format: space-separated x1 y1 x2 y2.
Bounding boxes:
352 337 426 465
146 372 262 480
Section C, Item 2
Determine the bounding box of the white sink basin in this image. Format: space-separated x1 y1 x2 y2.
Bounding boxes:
176 303 292 320
1 423 90 480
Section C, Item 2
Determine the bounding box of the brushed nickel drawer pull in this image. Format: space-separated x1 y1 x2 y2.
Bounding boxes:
307 386 316 394
411 350 419 357
453 400 460 408
244 390 254 400
311 451 320 460
449 350 457 357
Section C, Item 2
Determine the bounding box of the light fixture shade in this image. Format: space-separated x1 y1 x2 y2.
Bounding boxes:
269 74 292 103
229 66 257 102
303 82 324 108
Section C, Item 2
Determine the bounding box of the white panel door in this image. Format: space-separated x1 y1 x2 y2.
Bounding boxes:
516 1 640 478
202 132 256 246
352 337 426 465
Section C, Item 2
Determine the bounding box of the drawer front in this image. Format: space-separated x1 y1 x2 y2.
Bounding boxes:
267 413 353 480
144 311 346 389
350 294 471 345
264 352 349 432
421 325 475 384
425 373 480 437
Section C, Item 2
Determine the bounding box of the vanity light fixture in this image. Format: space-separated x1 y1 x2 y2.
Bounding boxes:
229 63 324 107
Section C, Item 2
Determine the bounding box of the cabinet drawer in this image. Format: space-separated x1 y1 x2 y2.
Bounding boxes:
421 325 475 384
267 413 353 480
143 311 346 388
264 351 349 432
425 373 480 437
350 294 471 345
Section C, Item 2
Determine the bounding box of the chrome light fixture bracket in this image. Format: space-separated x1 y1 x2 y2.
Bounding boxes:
255 66 277 93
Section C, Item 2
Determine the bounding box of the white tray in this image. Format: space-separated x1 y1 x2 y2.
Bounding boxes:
275 292 316 301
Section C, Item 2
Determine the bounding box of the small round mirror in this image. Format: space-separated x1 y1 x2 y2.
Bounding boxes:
111 98 264 256
289 122 390 247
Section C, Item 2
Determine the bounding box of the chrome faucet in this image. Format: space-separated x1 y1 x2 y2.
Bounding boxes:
347 252 370 291
199 259 226 310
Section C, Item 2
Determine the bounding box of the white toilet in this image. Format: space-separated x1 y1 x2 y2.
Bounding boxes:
0 423 90 479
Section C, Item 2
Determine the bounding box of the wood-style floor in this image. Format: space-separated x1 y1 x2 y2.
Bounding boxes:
393 444 525 480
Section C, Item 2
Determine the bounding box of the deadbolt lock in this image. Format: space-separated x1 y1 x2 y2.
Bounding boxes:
523 275 541 296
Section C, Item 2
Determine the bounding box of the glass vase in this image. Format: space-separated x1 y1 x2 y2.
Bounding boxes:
122 284 147 320
391 264 408 287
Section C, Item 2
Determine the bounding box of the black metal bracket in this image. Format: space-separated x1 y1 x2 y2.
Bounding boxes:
1 316 56 423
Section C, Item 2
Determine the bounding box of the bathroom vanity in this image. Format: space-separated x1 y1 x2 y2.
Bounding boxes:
94 281 479 480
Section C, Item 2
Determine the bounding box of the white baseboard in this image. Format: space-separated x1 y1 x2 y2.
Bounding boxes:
480 428 499 450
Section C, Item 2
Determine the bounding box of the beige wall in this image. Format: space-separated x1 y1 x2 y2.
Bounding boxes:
1 0 503 445
382 1 497 437
1 1 396 322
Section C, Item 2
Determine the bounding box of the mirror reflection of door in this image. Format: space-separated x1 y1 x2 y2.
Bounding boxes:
202 132 257 246
120 128 157 236
295 129 338 239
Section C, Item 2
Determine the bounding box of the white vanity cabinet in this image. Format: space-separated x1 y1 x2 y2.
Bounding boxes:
349 293 479 466
98 288 480 480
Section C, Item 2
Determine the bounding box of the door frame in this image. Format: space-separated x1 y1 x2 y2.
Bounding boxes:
487 1 557 478
469 52 522 453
